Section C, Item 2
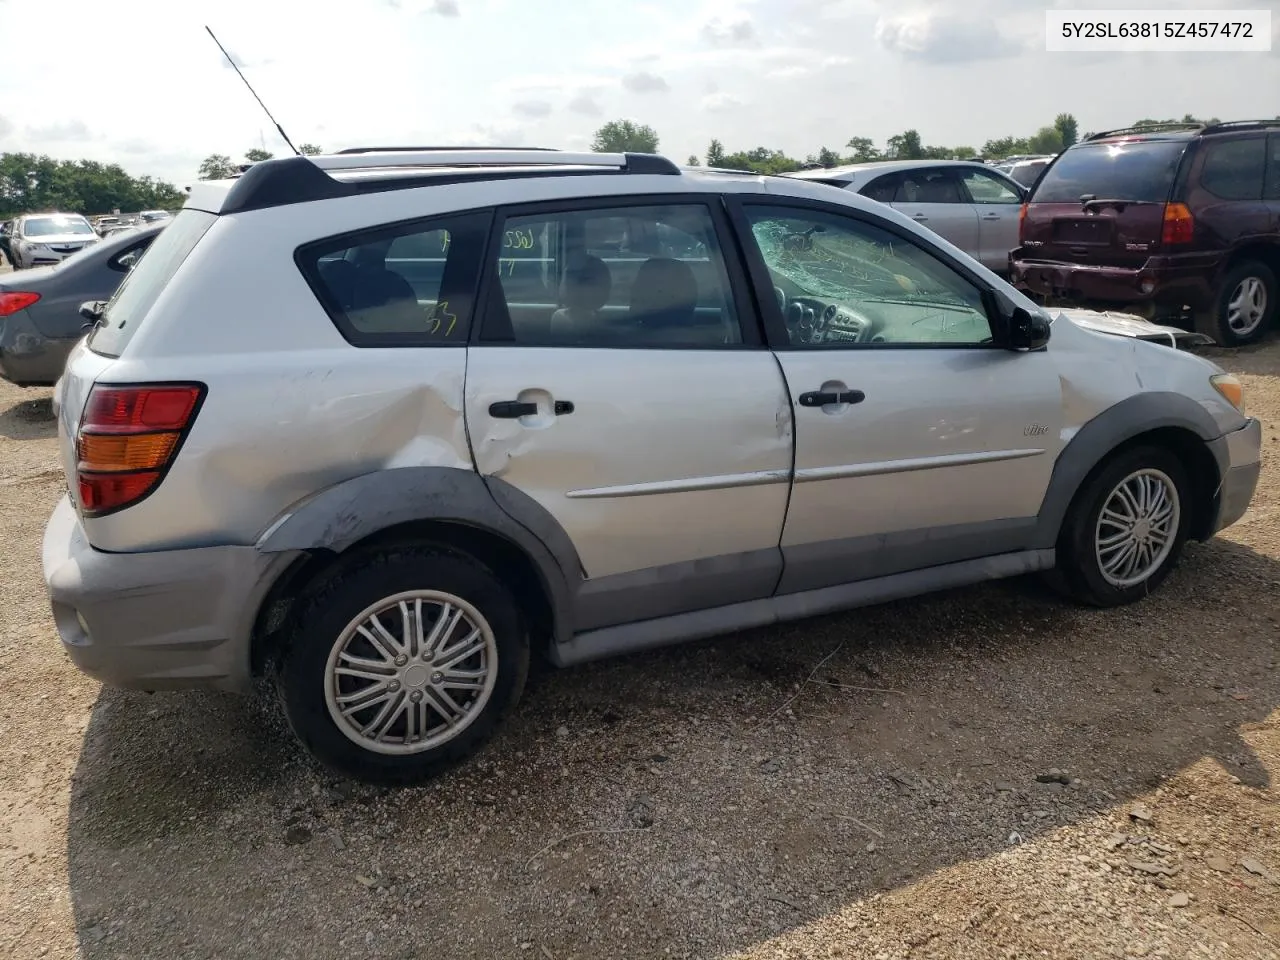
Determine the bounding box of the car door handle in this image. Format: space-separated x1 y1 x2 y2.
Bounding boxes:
489 400 539 418
912 213 929 221
489 399 575 418
981 213 1002 220
799 389 865 407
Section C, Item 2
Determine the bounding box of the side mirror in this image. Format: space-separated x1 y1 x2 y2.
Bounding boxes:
1007 306 1051 350
79 301 105 330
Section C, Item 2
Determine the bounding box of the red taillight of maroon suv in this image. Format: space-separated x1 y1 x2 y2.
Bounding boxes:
1161 202 1195 245
75 383 205 515
1018 202 1028 244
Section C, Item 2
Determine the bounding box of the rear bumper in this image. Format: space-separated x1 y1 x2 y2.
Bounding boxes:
41 495 294 693
0 308 76 386
1206 418 1262 535
1009 254 1219 319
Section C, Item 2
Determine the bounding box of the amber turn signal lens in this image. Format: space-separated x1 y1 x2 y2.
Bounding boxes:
1210 374 1245 413
77 432 180 472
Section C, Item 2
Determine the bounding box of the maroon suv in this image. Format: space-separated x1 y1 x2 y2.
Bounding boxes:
1010 120 1280 346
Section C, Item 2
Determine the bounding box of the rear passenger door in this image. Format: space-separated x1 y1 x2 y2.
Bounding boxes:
464 197 793 632
956 167 1024 274
888 167 980 256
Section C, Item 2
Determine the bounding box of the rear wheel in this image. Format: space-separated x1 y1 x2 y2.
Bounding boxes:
1210 260 1276 346
277 545 529 785
1051 446 1191 607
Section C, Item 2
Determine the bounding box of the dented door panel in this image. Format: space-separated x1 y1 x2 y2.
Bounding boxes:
464 346 793 580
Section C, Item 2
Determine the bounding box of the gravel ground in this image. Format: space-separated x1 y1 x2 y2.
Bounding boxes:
0 326 1277 959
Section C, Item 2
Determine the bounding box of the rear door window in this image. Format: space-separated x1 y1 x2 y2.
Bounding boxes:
894 169 963 203
1032 140 1188 203
87 210 216 358
861 174 899 203
479 201 745 348
1201 137 1267 201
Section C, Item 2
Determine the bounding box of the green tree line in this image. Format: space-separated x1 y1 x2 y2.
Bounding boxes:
0 153 187 219
196 144 324 180
590 113 1236 174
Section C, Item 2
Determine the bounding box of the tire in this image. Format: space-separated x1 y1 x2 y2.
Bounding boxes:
277 544 529 785
1209 260 1277 346
1050 445 1192 607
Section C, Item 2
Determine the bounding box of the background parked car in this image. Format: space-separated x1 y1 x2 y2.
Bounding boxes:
999 156 1056 189
1011 119 1280 346
9 213 100 269
784 160 1027 275
0 219 12 267
0 222 163 386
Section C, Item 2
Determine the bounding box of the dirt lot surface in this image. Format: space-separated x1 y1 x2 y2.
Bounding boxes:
0 332 1277 960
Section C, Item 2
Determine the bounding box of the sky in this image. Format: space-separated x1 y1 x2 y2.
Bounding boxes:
0 0 1276 186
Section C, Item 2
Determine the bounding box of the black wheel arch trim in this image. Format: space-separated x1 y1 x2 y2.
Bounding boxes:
1032 391 1225 549
254 466 582 644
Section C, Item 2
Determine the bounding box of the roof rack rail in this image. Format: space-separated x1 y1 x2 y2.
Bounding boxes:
218 151 682 215
1200 119 1280 135
309 149 679 173
335 145 560 155
1086 122 1204 141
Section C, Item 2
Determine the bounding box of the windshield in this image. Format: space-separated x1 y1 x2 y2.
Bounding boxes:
87 210 216 357
1032 140 1187 203
22 216 95 237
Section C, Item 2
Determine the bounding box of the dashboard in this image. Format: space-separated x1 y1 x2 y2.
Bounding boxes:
773 286 993 346
776 288 884 344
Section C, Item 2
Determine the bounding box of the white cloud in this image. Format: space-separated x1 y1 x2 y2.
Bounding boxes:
568 93 605 117
26 119 94 142
700 14 757 45
701 92 743 111
874 12 1023 62
513 99 553 118
622 71 670 93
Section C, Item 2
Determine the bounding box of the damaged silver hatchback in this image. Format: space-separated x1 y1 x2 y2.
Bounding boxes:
43 148 1261 784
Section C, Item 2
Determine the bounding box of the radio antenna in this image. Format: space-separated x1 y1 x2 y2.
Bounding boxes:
204 25 300 156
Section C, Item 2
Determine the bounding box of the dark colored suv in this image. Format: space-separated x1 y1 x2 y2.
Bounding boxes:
1010 120 1280 346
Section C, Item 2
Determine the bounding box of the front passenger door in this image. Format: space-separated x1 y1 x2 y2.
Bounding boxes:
731 199 1064 595
957 167 1025 275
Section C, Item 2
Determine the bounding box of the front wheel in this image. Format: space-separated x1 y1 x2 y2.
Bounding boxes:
277 545 529 785
1051 446 1191 607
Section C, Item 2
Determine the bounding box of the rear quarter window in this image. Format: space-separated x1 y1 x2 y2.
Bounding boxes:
87 210 216 358
297 210 491 347
1032 140 1188 203
1199 137 1266 201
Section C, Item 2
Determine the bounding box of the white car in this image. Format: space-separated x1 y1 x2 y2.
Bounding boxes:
10 213 99 269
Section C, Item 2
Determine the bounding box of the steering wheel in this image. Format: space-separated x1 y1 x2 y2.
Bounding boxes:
774 285 787 315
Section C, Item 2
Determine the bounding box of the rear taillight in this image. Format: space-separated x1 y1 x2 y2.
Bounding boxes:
75 383 204 515
0 291 40 317
1161 202 1194 245
1017 203 1028 243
